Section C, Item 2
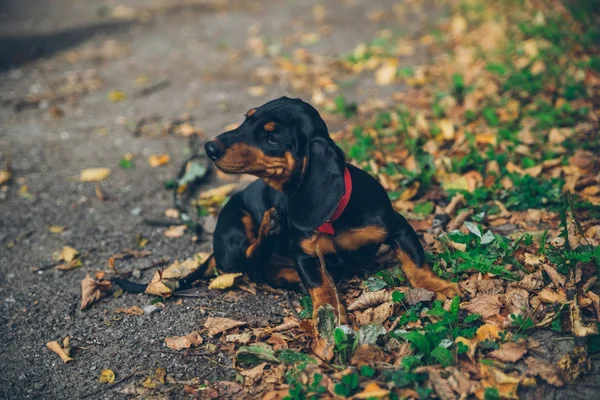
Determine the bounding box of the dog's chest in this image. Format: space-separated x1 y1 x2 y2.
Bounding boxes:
299 226 387 256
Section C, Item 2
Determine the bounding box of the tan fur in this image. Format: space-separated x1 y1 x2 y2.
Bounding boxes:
300 226 388 256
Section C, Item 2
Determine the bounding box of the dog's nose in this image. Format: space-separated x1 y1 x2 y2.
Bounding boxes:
204 140 225 161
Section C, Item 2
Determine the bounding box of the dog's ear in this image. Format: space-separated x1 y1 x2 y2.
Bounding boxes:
288 138 345 232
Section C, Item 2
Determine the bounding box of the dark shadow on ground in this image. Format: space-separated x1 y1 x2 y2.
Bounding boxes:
0 21 131 72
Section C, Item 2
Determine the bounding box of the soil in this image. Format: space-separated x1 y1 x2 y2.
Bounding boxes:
1 0 598 399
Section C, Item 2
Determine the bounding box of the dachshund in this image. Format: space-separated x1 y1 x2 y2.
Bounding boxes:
114 97 460 324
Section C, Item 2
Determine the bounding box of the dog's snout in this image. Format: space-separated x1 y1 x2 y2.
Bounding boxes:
205 140 225 161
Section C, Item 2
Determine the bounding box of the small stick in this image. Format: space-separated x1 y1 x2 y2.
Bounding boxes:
80 368 139 399
284 292 303 321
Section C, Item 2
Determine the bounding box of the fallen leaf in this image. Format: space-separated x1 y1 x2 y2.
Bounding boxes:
199 183 239 199
525 357 565 387
165 331 203 350
80 168 111 182
48 226 65 233
204 317 247 336
0 170 11 185
240 362 268 386
541 263 566 288
148 154 170 167
114 306 144 315
247 86 266 97
462 294 503 318
570 295 599 337
99 369 116 384
109 89 126 102
405 288 435 305
350 344 388 366
476 324 501 341
164 225 187 238
209 273 243 290
348 290 392 311
53 246 79 262
538 287 567 304
81 274 112 310
375 60 398 85
489 342 527 363
479 364 520 399
354 382 390 399
46 340 74 363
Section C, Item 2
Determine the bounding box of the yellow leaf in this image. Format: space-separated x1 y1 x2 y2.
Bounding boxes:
108 90 126 102
99 369 116 384
199 183 239 199
300 32 321 45
354 382 390 399
80 168 111 182
476 324 501 342
48 226 65 233
46 340 74 363
437 119 455 140
0 170 11 185
148 154 170 168
247 86 266 97
209 273 243 290
375 60 398 85
53 246 79 262
142 377 157 389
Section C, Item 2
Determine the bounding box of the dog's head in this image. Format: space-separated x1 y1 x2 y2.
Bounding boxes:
205 96 346 231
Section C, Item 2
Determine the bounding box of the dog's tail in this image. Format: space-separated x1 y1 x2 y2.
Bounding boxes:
111 253 216 294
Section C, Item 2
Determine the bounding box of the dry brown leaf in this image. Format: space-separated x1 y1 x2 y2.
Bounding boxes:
226 332 253 344
355 302 394 325
538 287 567 304
99 369 116 384
162 258 199 280
80 167 111 182
541 263 566 287
462 294 503 318
354 382 391 399
165 331 203 350
504 288 530 318
348 290 391 311
209 273 243 290
405 288 435 305
46 340 73 363
417 367 456 400
525 357 565 387
489 342 527 363
204 317 247 337
81 274 112 310
587 290 600 321
147 154 170 167
479 364 520 399
570 295 599 337
114 306 144 315
240 362 267 386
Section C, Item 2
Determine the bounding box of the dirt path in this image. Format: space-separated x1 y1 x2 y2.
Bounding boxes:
0 1 441 398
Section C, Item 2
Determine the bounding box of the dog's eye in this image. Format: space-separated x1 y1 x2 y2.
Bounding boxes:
267 135 278 144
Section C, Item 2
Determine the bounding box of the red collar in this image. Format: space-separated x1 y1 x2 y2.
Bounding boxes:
316 167 352 235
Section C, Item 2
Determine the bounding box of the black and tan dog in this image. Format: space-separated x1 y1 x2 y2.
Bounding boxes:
116 97 460 323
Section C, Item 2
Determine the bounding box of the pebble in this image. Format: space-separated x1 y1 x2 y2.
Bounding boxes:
143 305 159 315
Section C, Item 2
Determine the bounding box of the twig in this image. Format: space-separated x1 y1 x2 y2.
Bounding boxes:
284 292 303 321
80 368 139 399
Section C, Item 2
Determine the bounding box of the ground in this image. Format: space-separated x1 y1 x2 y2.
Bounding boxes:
0 0 439 398
1 0 600 399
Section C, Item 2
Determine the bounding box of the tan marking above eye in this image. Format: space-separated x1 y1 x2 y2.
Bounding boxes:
245 108 257 117
264 122 276 131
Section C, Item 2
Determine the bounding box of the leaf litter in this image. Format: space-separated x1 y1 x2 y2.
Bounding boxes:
64 0 600 397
